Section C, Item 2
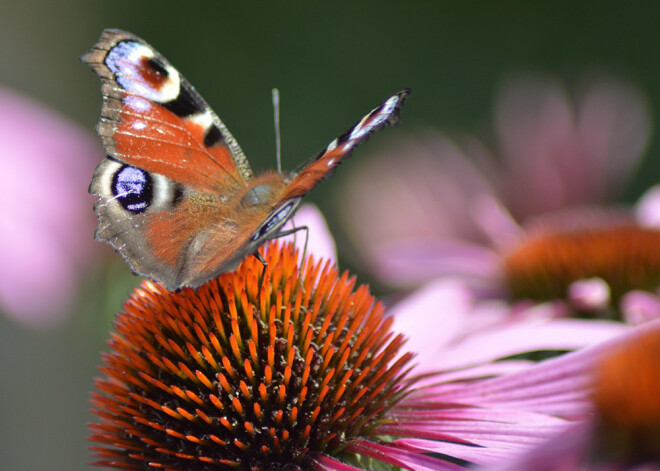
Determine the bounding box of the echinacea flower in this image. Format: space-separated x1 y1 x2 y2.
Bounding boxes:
89 241 622 470
489 319 660 470
339 75 656 320
0 85 101 327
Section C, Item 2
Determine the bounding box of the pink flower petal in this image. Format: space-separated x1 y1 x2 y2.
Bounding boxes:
577 78 650 200
371 239 502 292
620 290 660 325
440 321 660 415
434 316 627 370
568 277 611 311
389 279 473 371
345 440 467 471
485 422 593 471
0 86 101 327
635 184 660 228
308 454 366 471
281 203 337 264
495 76 580 218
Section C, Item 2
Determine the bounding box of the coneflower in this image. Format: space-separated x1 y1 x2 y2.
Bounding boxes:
90 241 613 470
503 212 660 308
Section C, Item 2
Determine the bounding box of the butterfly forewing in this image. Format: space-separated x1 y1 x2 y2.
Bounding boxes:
82 29 252 191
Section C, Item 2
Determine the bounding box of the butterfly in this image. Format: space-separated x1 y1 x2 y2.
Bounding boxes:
82 29 409 291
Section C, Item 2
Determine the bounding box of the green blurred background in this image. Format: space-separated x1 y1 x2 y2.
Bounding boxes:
2 2 660 469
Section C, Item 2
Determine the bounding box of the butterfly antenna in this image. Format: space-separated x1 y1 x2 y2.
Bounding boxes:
272 88 282 174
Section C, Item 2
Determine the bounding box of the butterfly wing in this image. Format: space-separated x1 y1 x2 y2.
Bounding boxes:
83 29 252 191
279 89 410 202
83 29 255 289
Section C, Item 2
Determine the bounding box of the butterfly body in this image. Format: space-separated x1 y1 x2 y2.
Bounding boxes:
84 29 409 290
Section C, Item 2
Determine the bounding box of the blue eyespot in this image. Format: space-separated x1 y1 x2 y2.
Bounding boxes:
112 165 153 213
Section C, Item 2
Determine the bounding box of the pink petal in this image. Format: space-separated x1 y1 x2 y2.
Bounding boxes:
495 76 580 218
434 316 627 370
635 184 660 228
389 279 473 371
485 422 593 471
345 440 467 471
371 239 502 292
577 78 650 201
308 454 366 471
0 86 101 327
568 277 611 311
410 360 535 390
440 321 660 416
496 76 649 219
394 421 566 463
281 203 337 264
620 290 660 325
388 407 567 426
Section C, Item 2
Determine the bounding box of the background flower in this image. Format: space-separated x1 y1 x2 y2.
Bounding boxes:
338 76 655 320
0 86 101 327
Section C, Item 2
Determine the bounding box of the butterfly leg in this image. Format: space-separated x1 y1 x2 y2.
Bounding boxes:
253 250 269 299
253 225 310 299
273 225 309 267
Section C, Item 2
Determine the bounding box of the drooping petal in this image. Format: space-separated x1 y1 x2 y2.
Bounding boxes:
281 203 337 263
433 315 627 371
370 239 502 292
344 440 466 471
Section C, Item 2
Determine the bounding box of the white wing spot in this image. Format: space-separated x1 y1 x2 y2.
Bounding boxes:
124 96 153 112
189 110 214 129
349 95 400 141
326 140 338 152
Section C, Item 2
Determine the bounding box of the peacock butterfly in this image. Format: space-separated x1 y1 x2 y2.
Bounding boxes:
83 29 409 290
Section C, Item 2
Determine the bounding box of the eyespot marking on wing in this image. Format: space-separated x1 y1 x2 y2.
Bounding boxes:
112 165 153 214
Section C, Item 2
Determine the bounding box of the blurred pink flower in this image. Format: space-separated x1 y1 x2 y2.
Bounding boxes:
488 320 660 470
0 86 101 327
339 76 656 319
282 203 338 264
